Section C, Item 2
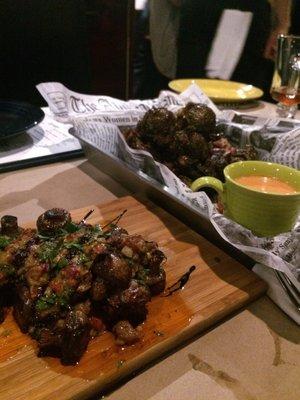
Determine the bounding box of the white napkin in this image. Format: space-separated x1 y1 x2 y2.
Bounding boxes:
253 263 300 325
135 0 147 10
205 9 253 80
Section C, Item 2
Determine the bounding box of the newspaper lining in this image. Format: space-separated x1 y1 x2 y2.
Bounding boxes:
37 82 300 290
0 108 81 167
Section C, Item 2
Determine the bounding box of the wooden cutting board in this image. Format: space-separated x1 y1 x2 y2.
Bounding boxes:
0 196 267 400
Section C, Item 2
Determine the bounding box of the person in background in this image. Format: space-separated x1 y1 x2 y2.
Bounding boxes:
176 0 291 97
264 0 293 59
133 0 181 99
290 0 300 35
134 0 291 99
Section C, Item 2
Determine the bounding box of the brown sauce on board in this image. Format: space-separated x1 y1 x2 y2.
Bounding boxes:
0 291 193 380
38 292 193 380
234 175 298 194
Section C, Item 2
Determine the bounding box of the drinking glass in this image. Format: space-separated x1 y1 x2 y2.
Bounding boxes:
270 35 300 118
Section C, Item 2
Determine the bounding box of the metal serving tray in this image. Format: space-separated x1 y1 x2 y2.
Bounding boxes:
73 130 254 268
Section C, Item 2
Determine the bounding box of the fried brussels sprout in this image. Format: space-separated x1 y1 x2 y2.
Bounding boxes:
176 103 216 138
201 153 231 181
123 129 150 151
171 130 209 162
230 145 258 163
137 107 176 141
123 103 258 191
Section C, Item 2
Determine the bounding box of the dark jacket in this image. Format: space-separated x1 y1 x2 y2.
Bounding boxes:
177 0 272 92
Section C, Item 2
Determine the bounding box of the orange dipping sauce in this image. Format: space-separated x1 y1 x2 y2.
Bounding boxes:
234 175 298 194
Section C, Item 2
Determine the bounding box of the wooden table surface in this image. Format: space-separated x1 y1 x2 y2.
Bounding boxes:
0 101 299 400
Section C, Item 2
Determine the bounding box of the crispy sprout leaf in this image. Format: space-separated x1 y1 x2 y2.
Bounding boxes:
54 257 69 271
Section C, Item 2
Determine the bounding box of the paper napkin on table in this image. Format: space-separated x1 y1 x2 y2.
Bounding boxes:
205 9 253 80
253 263 300 325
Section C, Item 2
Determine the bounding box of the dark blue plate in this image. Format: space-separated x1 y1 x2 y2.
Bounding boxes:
0 100 45 140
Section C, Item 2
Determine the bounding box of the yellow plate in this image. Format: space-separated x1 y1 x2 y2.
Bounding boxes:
168 79 264 103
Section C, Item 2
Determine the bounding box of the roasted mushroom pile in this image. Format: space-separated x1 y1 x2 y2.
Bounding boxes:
124 103 257 186
0 209 166 365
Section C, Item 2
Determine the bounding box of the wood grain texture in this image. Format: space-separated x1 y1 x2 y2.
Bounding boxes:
0 196 267 400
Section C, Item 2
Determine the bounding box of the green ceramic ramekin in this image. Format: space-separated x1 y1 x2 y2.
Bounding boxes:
191 161 300 237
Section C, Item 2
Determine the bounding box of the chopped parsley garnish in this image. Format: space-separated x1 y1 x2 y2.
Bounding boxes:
36 290 73 311
65 222 80 233
35 293 57 311
54 257 68 271
58 288 73 309
38 222 79 239
59 222 80 235
64 242 83 251
37 241 58 262
0 236 11 250
91 224 102 234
